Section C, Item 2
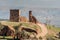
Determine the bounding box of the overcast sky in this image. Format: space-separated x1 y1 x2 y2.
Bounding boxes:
0 0 60 27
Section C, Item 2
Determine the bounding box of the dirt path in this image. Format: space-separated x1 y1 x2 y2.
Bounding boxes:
36 23 48 38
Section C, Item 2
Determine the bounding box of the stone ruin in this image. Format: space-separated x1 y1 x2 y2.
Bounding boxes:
10 9 38 24
29 11 38 24
10 9 20 22
10 9 28 22
19 16 28 22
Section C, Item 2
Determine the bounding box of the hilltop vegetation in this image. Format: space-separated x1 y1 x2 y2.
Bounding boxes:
46 24 60 40
0 21 41 30
0 21 42 39
0 21 60 40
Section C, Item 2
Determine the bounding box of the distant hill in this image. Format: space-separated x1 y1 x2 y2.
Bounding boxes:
0 19 9 21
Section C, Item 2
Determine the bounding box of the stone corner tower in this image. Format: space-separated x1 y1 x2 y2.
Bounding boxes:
10 9 20 22
29 10 32 22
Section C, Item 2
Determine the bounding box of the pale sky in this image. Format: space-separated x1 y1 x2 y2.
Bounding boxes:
0 0 60 27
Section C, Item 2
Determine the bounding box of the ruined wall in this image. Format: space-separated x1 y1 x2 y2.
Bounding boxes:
19 16 28 22
10 9 20 22
29 11 38 24
29 11 32 22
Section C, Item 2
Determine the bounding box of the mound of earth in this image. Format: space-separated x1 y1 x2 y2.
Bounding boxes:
0 21 42 39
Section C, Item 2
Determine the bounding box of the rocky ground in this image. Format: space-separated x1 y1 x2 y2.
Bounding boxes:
0 21 60 40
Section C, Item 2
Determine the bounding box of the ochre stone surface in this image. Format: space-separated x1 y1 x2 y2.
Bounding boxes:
10 9 38 23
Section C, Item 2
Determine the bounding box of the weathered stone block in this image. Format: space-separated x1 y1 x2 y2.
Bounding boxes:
10 9 20 22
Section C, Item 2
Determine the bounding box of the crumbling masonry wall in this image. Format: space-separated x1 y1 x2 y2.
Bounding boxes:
10 9 20 22
29 11 38 24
